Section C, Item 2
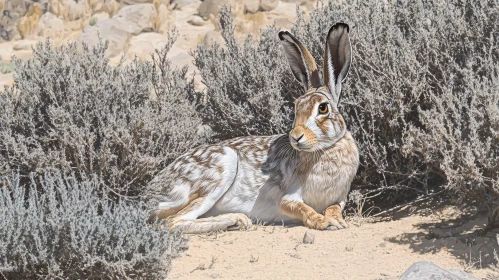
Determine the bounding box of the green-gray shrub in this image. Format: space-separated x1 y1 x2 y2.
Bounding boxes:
194 2 499 208
89 16 98 26
0 171 188 279
0 57 14 74
0 36 203 197
192 7 300 141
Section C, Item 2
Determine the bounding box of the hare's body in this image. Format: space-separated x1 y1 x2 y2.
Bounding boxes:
150 133 358 228
149 23 360 233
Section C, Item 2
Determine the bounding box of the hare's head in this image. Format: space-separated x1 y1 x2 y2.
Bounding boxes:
279 23 352 152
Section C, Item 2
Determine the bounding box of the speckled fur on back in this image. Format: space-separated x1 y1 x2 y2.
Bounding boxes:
148 23 360 233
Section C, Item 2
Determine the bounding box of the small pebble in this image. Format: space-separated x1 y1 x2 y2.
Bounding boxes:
303 230 315 244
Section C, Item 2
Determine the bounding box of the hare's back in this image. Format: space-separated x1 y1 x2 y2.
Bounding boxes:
149 135 282 199
221 134 283 164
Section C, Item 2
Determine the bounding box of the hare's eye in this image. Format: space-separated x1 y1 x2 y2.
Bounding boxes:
318 103 329 115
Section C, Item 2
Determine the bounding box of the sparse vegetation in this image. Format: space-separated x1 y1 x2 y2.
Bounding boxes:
0 36 202 198
0 57 14 74
0 171 188 279
346 190 376 226
0 35 197 278
89 16 98 26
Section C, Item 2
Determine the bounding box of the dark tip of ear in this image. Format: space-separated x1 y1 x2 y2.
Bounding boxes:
278 31 289 41
278 31 299 42
330 22 350 33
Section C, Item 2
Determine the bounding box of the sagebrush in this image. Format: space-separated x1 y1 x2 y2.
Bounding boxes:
0 171 188 279
194 2 499 213
0 35 198 278
0 35 203 197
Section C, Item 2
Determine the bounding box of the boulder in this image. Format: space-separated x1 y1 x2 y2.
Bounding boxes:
91 12 110 22
400 262 479 280
199 0 245 19
51 0 90 21
259 0 279 11
89 0 119 15
35 12 64 38
0 8 21 41
172 0 201 9
17 4 42 39
187 15 208 26
245 0 260 13
127 32 168 60
113 4 157 35
77 18 130 58
122 0 153 4
280 0 307 3
153 4 175 34
13 39 39 51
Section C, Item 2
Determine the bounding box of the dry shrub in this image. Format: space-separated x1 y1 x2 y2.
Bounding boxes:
0 35 203 197
0 35 198 278
0 171 188 279
194 2 499 211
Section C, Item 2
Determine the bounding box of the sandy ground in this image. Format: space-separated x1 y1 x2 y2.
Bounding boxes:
169 204 499 280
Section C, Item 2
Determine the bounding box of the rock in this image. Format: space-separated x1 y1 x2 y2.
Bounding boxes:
153 4 175 34
113 4 157 35
122 0 153 4
127 32 168 60
73 0 91 20
303 230 315 244
77 18 130 58
0 7 21 41
280 0 307 3
203 30 224 49
187 15 207 26
88 0 118 15
273 17 293 29
259 0 279 11
35 12 64 38
172 0 201 9
13 39 38 51
91 12 110 22
49 0 67 18
199 0 245 19
245 0 260 13
17 5 42 39
280 0 314 8
400 261 479 280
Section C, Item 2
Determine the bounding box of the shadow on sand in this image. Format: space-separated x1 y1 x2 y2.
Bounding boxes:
377 196 499 270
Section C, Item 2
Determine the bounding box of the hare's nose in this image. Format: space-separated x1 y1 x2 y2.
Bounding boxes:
291 134 304 143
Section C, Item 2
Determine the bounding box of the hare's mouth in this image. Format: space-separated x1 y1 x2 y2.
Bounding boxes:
290 141 315 152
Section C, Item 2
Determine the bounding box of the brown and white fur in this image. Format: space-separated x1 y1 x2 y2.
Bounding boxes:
148 23 359 233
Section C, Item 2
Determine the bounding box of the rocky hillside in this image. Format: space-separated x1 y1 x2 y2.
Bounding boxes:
0 0 317 89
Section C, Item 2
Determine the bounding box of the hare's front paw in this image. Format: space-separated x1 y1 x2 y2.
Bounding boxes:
325 216 349 230
304 214 330 230
227 213 253 231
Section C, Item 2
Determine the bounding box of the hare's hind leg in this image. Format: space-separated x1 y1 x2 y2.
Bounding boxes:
162 147 251 234
169 196 252 234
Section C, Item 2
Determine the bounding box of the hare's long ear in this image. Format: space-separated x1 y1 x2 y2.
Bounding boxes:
323 23 352 106
279 31 321 92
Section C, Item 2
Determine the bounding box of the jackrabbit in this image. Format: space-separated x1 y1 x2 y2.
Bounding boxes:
148 23 359 234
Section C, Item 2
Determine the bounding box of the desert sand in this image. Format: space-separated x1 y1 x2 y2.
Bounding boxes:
169 203 498 280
